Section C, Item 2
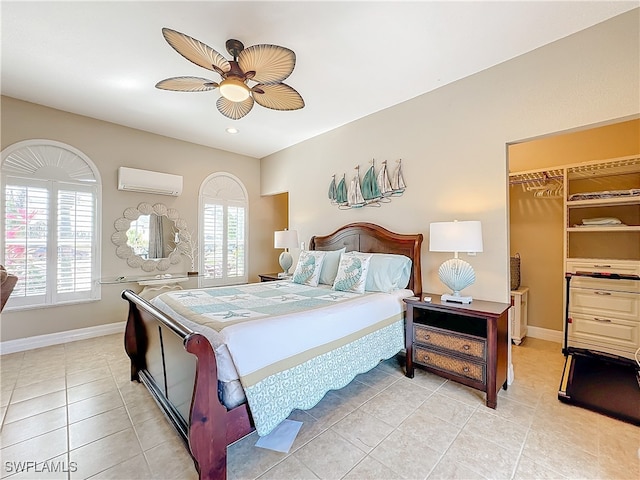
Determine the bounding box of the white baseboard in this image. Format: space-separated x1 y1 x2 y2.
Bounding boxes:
0 322 126 355
526 326 563 343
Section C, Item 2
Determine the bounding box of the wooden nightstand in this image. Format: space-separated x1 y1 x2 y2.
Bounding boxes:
404 294 510 409
258 273 286 282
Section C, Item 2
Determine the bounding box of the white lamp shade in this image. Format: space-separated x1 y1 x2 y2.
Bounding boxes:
429 221 483 253
274 230 299 249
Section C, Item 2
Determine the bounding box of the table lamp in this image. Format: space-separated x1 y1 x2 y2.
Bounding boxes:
274 229 299 277
429 220 483 303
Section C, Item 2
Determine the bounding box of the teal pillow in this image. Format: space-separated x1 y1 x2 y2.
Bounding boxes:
332 252 372 293
292 251 326 286
365 254 412 292
318 247 346 285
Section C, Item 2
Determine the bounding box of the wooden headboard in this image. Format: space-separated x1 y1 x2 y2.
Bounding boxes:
309 222 423 294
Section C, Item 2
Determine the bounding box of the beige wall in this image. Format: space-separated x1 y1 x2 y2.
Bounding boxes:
509 185 564 331
508 119 640 332
258 192 290 273
0 97 283 342
261 10 639 304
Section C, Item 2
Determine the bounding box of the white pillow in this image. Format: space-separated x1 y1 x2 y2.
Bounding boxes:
365 253 412 292
318 247 346 285
332 252 373 293
292 250 327 286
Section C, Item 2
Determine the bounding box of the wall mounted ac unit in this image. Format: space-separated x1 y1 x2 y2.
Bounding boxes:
117 167 183 196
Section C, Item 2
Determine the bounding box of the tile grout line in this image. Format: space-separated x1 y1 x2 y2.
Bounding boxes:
426 401 487 480
268 367 410 479
110 357 159 478
64 343 71 480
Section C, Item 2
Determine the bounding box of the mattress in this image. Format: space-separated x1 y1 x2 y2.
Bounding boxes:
151 280 412 433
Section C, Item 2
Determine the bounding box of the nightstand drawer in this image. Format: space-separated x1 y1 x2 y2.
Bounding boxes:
413 324 486 360
413 345 486 384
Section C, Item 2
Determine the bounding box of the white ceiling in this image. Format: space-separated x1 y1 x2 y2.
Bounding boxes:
2 1 637 158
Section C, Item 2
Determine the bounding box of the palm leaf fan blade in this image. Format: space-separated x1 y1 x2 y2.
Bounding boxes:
252 83 304 111
162 28 230 74
216 96 254 120
238 44 296 83
155 77 219 92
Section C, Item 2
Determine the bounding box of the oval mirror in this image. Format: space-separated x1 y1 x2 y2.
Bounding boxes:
111 202 188 272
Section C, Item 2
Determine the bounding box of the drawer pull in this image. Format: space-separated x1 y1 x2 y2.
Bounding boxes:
463 367 470 373
424 334 430 340
593 291 612 296
593 317 612 323
592 265 612 268
463 345 470 350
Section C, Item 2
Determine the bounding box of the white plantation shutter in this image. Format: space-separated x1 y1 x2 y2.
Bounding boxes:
56 186 95 298
203 203 224 280
200 173 248 286
1 140 101 310
4 181 49 300
226 204 246 278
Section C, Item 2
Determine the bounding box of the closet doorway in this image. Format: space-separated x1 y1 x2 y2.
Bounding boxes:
507 118 640 342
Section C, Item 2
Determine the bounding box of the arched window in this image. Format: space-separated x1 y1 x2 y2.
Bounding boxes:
1 140 101 309
199 173 248 286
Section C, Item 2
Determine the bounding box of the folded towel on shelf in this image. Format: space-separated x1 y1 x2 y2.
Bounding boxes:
568 188 640 201
580 217 623 226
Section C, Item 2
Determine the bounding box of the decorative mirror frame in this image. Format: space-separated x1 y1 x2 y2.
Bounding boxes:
111 202 187 272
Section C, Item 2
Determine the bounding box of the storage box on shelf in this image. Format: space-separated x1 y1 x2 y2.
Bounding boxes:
564 155 640 361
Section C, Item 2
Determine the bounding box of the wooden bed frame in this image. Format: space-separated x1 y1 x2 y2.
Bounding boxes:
122 222 423 480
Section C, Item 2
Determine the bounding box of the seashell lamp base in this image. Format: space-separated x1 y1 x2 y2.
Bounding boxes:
279 251 293 275
438 258 476 303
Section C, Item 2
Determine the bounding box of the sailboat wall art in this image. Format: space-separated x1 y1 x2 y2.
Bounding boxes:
328 159 406 210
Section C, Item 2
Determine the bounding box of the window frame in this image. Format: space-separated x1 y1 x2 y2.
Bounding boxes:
198 172 248 287
1 140 102 311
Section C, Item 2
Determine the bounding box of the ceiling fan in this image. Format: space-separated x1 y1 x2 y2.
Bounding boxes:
156 28 305 120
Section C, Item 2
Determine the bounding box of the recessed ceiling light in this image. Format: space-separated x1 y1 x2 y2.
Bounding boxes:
226 127 239 134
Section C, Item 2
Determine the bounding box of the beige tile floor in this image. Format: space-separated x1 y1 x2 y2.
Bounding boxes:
1 335 638 480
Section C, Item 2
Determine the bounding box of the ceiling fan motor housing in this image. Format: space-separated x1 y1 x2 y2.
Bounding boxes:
225 39 245 59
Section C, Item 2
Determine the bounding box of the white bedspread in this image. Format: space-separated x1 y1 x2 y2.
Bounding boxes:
151 280 412 435
223 286 411 387
152 281 410 385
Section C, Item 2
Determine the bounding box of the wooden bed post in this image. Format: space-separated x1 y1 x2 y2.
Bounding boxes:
185 333 231 480
123 295 147 381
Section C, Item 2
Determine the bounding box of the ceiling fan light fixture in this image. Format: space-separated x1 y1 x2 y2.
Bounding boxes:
219 78 250 102
157 29 303 118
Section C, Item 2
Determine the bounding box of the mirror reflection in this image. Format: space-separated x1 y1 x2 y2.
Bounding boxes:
126 214 176 259
111 202 188 272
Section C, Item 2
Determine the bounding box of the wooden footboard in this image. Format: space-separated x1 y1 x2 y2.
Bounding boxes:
122 289 254 480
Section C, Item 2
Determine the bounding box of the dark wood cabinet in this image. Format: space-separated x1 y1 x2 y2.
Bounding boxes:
404 294 510 408
258 273 284 282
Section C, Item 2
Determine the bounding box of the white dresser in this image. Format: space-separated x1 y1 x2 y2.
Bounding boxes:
510 287 529 345
565 259 640 360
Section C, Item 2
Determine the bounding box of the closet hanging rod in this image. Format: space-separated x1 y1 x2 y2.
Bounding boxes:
509 171 564 186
